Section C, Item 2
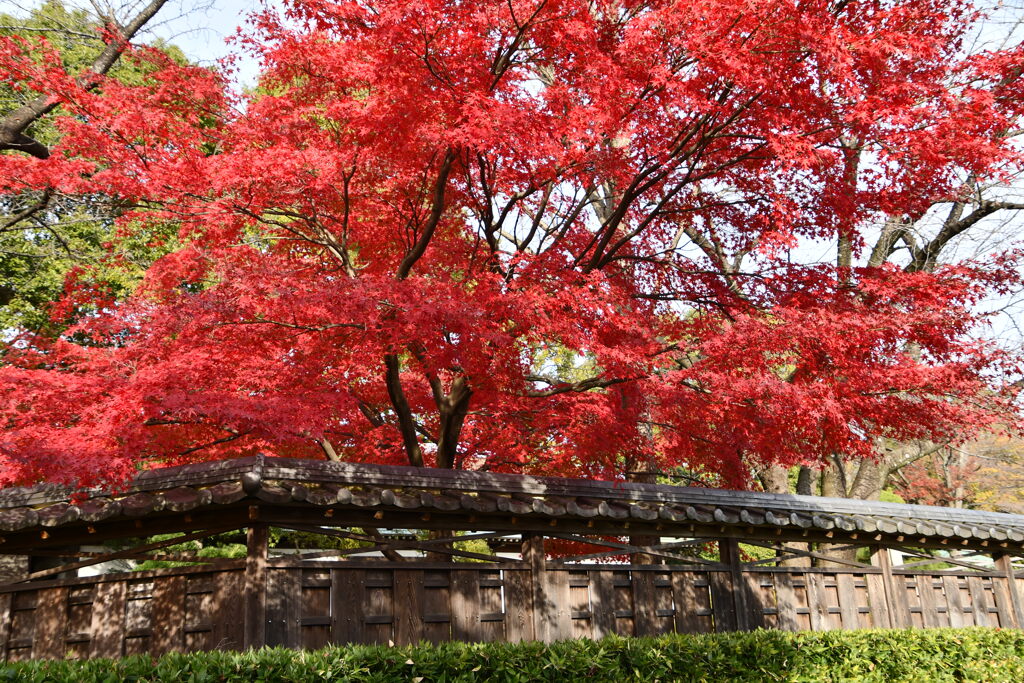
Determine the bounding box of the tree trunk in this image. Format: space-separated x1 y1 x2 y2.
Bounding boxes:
817 456 880 567
757 464 790 494
796 466 818 496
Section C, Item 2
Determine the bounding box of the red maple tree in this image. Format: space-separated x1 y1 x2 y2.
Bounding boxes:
1 0 1022 487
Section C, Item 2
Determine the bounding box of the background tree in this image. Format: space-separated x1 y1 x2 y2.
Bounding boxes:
887 433 1024 512
751 2 1024 501
1 0 1023 488
1 0 180 337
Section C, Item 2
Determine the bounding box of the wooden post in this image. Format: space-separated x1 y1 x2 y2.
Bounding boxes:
244 523 269 649
995 554 1024 628
522 533 547 641
719 538 750 631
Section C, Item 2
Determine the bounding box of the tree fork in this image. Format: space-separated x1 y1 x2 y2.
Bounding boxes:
435 377 472 470
384 354 424 467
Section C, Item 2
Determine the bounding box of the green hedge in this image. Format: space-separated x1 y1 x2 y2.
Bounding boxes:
2 628 1023 682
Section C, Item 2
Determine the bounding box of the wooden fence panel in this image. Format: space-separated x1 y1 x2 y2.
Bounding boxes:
33 587 67 659
588 570 619 638
672 572 714 633
888 574 912 627
834 574 859 630
363 569 395 644
151 575 185 654
967 576 993 627
477 570 506 642
421 570 453 643
652 573 675 635
568 571 592 639
7 591 37 661
123 580 152 656
392 570 425 646
748 573 779 629
299 569 332 650
266 569 302 648
0 592 12 661
853 574 873 629
708 571 737 632
211 571 244 650
632 571 658 637
942 576 967 628
804 574 830 631
2 561 1023 661
772 573 801 631
184 573 216 652
331 568 365 644
904 576 926 628
450 569 479 642
916 576 942 628
90 581 125 659
538 569 572 641
991 576 1018 628
865 574 890 628
65 587 92 659
504 570 534 643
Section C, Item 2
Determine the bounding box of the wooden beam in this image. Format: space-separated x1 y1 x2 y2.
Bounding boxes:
252 506 1019 555
0 526 237 588
0 507 251 554
0 560 244 595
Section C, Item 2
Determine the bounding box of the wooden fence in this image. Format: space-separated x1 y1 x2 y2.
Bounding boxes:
2 559 1022 661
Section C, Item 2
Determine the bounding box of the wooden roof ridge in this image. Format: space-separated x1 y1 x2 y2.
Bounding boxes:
1 454 1023 532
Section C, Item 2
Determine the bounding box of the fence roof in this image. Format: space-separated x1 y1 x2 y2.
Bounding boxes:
1 455 1023 550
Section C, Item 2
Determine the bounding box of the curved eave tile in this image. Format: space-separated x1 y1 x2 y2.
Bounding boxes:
37 503 80 527
78 498 122 523
162 487 212 512
119 493 164 518
0 507 37 531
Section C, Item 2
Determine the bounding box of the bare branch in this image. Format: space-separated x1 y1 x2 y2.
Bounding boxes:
524 373 633 397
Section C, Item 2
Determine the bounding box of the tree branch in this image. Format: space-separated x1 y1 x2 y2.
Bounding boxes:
524 373 633 397
384 354 424 466
396 149 456 279
0 0 170 157
0 188 53 231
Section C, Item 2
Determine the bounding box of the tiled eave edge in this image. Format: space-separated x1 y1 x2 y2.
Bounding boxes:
0 455 1022 548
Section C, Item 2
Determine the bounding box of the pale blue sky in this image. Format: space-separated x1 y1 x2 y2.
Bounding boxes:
147 0 265 86
0 0 266 84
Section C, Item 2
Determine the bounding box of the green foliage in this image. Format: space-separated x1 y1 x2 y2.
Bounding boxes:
880 489 907 504
133 533 246 571
0 0 185 337
2 628 1023 682
270 527 371 551
407 531 495 562
738 543 777 562
452 533 492 562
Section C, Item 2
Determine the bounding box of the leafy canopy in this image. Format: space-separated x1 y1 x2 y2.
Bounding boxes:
1 0 1023 487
